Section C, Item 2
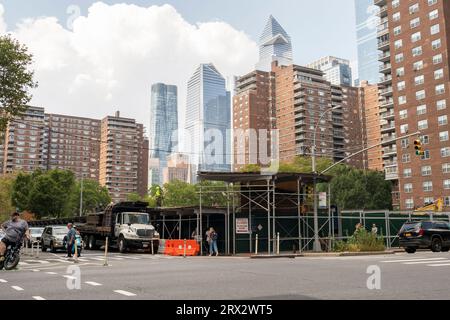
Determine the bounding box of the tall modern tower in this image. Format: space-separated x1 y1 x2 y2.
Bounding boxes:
307 56 353 86
256 15 293 72
185 64 231 181
354 0 380 85
149 83 178 186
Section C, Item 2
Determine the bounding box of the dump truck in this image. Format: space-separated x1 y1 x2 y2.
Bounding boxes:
77 202 159 253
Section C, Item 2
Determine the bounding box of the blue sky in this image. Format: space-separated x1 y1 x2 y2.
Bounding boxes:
1 0 358 66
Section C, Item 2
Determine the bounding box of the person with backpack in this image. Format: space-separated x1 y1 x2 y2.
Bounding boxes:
73 226 82 257
209 227 219 257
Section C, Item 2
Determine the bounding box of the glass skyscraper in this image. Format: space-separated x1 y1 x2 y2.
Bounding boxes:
185 64 231 180
149 83 178 186
256 15 293 72
355 0 380 85
307 56 353 86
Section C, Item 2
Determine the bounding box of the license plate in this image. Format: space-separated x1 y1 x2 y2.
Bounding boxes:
405 233 412 237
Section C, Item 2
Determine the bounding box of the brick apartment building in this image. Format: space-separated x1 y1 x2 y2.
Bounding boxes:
375 0 450 210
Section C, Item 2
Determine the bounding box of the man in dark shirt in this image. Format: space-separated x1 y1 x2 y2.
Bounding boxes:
66 223 76 258
0 212 30 262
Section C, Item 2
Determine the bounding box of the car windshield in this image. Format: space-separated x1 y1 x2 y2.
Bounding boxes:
31 228 44 235
123 213 149 225
53 228 68 235
400 223 421 233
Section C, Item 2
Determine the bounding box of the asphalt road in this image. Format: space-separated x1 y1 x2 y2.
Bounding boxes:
1 250 450 300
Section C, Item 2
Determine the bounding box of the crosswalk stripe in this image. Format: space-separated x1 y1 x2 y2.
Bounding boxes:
114 290 136 297
405 259 450 265
0 279 7 283
11 286 24 291
33 296 46 300
381 258 447 263
26 260 50 264
85 281 102 286
18 262 30 265
428 263 450 267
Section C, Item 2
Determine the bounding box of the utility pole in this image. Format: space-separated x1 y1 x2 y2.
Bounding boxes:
79 177 83 217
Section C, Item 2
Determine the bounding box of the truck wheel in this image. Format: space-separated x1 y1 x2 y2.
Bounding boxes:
431 238 442 252
405 247 416 254
119 236 127 253
441 247 450 252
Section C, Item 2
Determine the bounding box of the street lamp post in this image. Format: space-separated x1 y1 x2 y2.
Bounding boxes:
79 177 83 217
311 105 342 252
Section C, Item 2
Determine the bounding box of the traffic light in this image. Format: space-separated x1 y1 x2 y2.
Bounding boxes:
414 139 424 156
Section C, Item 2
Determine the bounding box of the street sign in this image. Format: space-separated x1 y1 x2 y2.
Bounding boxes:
257 224 263 231
236 218 250 234
319 192 327 209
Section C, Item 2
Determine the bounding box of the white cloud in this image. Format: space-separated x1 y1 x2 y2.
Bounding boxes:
0 3 7 34
8 2 258 134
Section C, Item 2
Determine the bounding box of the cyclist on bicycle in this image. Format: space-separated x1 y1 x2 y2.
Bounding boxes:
0 212 30 262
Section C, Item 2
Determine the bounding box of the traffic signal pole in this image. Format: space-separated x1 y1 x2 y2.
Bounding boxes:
321 131 421 175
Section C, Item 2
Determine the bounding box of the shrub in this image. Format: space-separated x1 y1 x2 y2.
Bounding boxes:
333 228 385 252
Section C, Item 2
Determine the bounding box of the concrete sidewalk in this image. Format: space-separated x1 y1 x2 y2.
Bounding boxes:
250 250 396 259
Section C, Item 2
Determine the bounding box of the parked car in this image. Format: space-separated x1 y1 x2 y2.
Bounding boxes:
398 220 450 254
28 227 45 247
41 226 69 253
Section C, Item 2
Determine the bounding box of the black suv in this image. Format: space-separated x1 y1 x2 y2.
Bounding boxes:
398 221 450 254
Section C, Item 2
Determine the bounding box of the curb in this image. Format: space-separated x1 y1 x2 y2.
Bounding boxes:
250 254 303 259
250 251 396 258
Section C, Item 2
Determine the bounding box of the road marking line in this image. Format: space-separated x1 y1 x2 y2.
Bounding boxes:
11 286 24 291
85 281 102 286
26 260 50 264
405 259 450 265
89 257 106 261
381 258 446 263
46 272 58 275
114 290 136 297
45 259 71 263
0 279 8 283
63 275 77 280
33 296 46 300
115 256 140 260
76 258 89 262
31 269 41 272
18 262 30 265
428 263 450 267
109 257 124 260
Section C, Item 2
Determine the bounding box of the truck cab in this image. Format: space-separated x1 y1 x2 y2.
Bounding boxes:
115 211 159 253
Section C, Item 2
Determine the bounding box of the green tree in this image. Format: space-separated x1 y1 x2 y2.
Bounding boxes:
11 171 34 211
70 179 112 215
0 35 38 132
28 175 67 219
163 180 198 207
197 181 228 207
0 174 16 222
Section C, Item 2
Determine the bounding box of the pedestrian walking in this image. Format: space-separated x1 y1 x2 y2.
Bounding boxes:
74 226 82 257
209 227 219 257
371 224 378 236
205 228 211 255
66 223 76 258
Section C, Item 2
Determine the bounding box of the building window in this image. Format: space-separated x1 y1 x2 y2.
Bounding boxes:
416 90 426 100
428 0 437 5
423 181 433 192
437 99 447 110
405 199 414 209
438 115 448 126
431 24 440 35
401 138 409 149
392 0 400 8
410 17 420 28
444 180 450 190
433 54 443 64
399 109 408 119
399 96 407 105
402 154 411 163
418 120 428 130
443 163 450 174
394 26 402 36
394 39 403 50
429 9 439 20
421 166 432 176
435 69 444 80
404 183 413 193
409 3 419 14
395 53 404 63
411 31 421 42
414 75 424 86
413 61 423 71
441 147 450 158
417 105 427 115
400 124 409 134
396 67 405 77
445 197 450 207
440 131 449 142
393 12 401 22
404 168 412 178
412 46 422 57
420 135 429 144
424 197 435 205
436 84 445 95
397 81 406 91
421 150 431 160
432 39 442 50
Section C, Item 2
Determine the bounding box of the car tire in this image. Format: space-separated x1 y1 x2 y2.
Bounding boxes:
405 247 417 254
41 241 46 252
441 247 450 252
119 235 127 253
431 238 443 252
50 242 56 253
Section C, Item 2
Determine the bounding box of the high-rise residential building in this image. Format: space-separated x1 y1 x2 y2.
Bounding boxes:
375 0 450 210
355 0 381 85
99 111 148 203
233 70 275 171
307 56 353 86
3 106 47 174
185 63 231 180
149 83 178 187
162 153 192 184
256 15 293 72
45 114 101 180
359 81 384 171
